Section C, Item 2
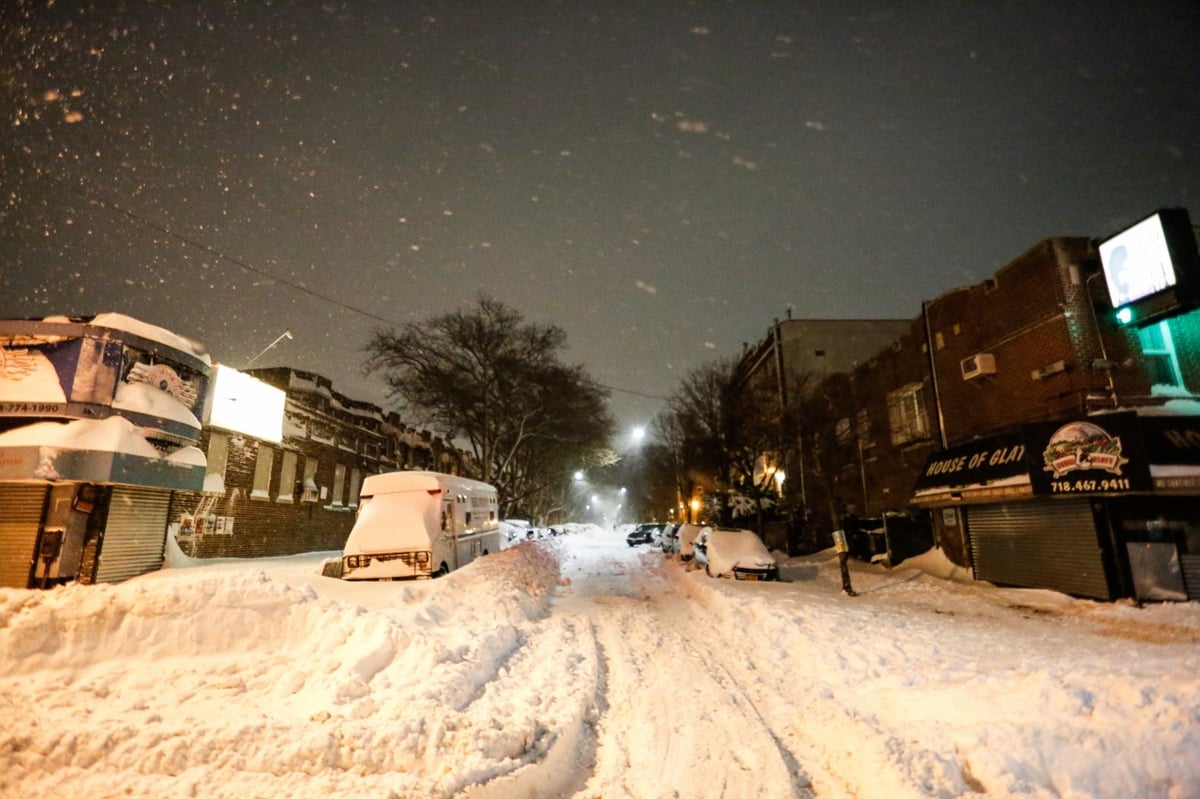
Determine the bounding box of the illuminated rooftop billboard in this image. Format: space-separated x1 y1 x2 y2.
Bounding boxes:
1098 208 1200 325
206 365 286 442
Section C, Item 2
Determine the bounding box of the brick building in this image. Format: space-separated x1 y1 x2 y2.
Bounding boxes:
827 237 1136 536
737 317 914 404
733 317 911 551
742 227 1200 601
167 367 471 560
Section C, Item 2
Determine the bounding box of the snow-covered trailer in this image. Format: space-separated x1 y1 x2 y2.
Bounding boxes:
340 470 499 579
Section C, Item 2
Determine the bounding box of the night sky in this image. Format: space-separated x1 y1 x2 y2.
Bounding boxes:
3 1 1199 435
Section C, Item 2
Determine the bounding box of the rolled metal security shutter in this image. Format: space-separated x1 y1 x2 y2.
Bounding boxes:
94 486 170 584
0 485 47 588
967 498 1111 600
1181 555 1200 601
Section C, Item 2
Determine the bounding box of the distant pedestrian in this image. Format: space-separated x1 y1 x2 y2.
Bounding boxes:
833 528 857 596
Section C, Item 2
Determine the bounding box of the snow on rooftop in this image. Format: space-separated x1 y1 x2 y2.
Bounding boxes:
112 380 201 430
0 416 162 458
166 445 206 467
1132 397 1200 416
88 312 211 363
287 371 332 397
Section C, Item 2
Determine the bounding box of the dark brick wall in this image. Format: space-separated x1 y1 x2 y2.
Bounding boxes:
773 236 1200 567
848 323 936 523
168 430 363 559
926 238 1118 443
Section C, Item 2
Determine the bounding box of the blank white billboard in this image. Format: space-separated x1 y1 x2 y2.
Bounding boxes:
207 365 286 443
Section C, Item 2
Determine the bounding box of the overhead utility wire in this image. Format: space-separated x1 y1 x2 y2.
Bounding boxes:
86 193 399 327
84 192 668 403
606 386 668 401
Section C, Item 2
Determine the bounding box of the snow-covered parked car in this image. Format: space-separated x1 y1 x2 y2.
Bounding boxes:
500 519 532 542
659 523 681 553
626 523 662 547
676 523 706 562
699 527 779 581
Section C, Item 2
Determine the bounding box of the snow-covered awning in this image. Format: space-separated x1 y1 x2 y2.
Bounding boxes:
1 313 211 444
0 417 206 490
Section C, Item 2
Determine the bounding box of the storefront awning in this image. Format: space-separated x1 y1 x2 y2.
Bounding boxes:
0 417 206 490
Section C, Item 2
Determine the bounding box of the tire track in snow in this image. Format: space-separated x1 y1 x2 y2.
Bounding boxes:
669 567 988 799
554 550 808 799
446 613 602 799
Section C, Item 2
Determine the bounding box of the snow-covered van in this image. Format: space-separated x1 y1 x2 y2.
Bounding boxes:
340 470 500 579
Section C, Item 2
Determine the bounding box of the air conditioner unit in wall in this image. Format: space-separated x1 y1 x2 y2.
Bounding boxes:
960 353 996 381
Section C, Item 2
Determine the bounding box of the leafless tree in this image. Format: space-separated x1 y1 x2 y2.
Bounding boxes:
364 295 614 515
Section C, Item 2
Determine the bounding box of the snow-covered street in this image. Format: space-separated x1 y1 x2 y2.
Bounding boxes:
2 526 1199 798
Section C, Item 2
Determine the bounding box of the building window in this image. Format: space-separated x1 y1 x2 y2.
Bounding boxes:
278 451 298 503
301 457 320 503
205 433 229 494
887 383 930 445
348 468 362 508
331 464 346 506
1138 321 1183 390
251 445 274 500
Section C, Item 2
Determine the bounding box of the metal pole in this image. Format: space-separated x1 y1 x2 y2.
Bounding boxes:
244 329 293 369
922 301 949 448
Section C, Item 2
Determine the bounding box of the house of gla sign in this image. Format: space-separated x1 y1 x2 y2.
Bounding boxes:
923 445 1026 478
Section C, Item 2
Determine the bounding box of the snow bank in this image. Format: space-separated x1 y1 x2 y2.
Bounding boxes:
0 542 590 798
2 530 1198 798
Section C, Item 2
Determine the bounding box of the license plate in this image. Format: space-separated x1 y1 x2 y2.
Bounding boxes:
739 573 759 581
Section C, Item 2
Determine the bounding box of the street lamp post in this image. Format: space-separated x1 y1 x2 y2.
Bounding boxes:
245 329 293 369
625 425 646 520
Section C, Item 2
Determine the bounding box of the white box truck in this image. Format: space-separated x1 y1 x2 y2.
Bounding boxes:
340 470 500 580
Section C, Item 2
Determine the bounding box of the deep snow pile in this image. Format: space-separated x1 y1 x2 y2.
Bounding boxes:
1 526 1199 799
0 540 583 798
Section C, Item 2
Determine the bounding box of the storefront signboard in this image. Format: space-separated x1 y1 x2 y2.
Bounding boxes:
1025 412 1152 495
912 432 1031 493
913 412 1174 501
